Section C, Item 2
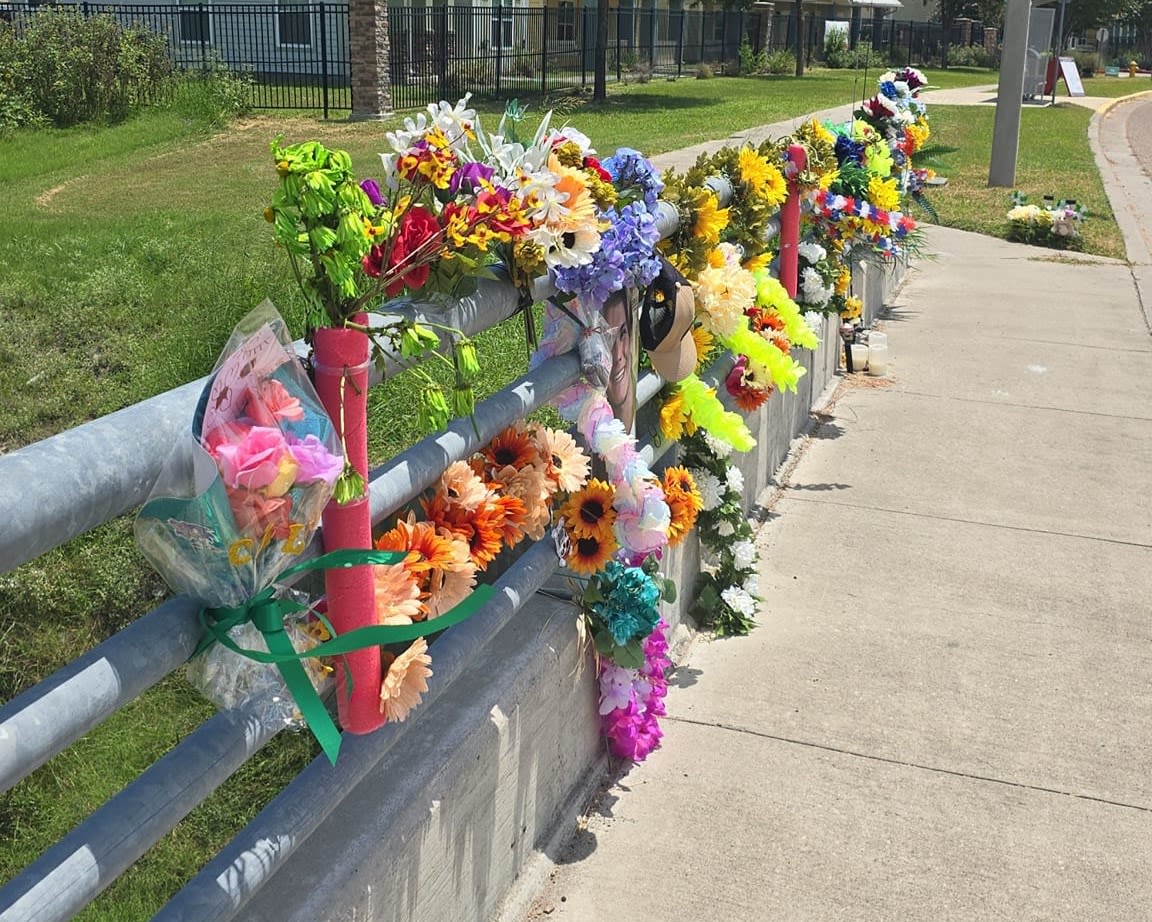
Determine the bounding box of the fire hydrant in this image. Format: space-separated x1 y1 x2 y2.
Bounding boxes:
1129 60 1139 77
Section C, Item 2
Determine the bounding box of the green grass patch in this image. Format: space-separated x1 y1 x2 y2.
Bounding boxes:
914 104 1125 260
0 64 1001 916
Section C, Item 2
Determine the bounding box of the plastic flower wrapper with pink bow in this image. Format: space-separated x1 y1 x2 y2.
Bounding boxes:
135 300 385 762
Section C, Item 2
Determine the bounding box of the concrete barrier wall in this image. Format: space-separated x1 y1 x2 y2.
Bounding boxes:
244 261 907 922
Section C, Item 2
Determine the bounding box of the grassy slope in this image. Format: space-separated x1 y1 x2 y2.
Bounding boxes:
2 65 1009 918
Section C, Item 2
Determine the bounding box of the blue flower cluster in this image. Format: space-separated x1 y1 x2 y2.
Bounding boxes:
834 135 865 167
879 80 899 100
553 202 662 303
593 560 662 647
602 147 665 209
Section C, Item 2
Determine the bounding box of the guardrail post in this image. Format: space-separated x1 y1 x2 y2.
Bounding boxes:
313 318 383 734
779 143 807 299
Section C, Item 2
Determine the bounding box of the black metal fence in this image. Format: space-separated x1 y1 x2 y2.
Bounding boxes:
0 1 995 116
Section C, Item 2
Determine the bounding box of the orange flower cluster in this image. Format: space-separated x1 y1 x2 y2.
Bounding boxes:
370 421 592 720
662 466 704 547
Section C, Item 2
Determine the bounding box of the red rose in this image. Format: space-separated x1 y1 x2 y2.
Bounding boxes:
583 156 612 184
386 206 440 296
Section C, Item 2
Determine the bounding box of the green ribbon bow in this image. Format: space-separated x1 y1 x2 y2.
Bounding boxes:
194 548 494 765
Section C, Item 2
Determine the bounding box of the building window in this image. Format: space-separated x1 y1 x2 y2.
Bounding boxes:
491 9 513 49
711 11 725 42
178 1 211 44
277 0 312 47
556 0 575 42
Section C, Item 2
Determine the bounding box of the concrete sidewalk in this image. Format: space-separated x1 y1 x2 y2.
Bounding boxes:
508 98 1152 922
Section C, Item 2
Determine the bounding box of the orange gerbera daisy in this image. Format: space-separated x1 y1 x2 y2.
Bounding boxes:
733 383 771 413
493 462 552 541
379 637 433 723
493 491 528 548
567 531 618 575
559 478 616 540
373 561 426 624
438 459 488 512
461 502 506 570
483 423 539 471
533 425 590 494
375 514 458 575
427 561 477 619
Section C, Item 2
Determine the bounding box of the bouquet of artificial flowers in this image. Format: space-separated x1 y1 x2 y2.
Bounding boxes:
135 301 346 740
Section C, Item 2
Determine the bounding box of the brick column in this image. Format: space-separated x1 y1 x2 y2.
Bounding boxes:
752 1 775 53
350 0 393 120
983 26 998 55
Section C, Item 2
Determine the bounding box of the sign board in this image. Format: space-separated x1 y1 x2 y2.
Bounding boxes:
1096 27 1109 44
1059 56 1086 96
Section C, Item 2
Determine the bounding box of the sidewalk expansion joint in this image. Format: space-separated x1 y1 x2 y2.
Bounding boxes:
666 716 1152 814
782 495 1152 551
893 389 1152 422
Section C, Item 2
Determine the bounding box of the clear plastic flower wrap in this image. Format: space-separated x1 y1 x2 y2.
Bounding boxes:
184 597 333 729
135 300 345 727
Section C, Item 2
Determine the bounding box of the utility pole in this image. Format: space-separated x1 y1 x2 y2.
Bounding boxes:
988 0 1032 187
1050 0 1067 106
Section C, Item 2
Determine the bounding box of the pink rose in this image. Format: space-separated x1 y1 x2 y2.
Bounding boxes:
246 379 305 427
226 486 295 541
288 434 344 486
213 426 298 496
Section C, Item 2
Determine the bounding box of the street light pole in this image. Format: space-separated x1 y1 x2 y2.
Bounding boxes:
988 0 1032 187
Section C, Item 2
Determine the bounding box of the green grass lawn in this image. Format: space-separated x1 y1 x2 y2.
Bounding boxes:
0 63 1009 918
916 104 1124 260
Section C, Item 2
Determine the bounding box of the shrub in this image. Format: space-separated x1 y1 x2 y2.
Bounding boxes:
695 62 714 79
765 49 796 74
1071 50 1096 77
0 23 45 130
823 27 851 68
15 8 171 127
946 43 994 68
510 54 535 78
823 32 887 71
738 38 768 75
167 55 252 128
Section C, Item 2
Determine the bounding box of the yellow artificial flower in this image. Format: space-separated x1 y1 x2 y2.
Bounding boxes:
692 192 730 244
840 296 863 321
809 119 836 146
743 252 773 272
835 267 851 296
691 324 716 373
659 388 696 441
739 147 788 207
867 175 901 213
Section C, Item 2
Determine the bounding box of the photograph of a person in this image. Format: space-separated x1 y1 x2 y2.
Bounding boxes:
601 288 637 432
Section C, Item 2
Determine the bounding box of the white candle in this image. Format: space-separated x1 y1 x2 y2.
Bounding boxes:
867 342 889 376
850 343 869 371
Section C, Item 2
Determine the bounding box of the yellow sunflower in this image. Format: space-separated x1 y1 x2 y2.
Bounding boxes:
559 478 617 540
692 191 730 245
691 325 716 373
739 147 788 207
567 532 618 575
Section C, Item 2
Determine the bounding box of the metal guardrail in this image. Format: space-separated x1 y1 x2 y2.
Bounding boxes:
0 173 771 920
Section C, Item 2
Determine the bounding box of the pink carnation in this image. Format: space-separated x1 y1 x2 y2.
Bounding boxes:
246 378 305 427
212 425 297 495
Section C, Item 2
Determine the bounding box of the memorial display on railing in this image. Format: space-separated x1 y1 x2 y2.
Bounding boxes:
127 89 930 768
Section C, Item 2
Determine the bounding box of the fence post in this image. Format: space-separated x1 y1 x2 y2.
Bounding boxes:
675 7 683 77
320 3 330 119
495 0 503 95
616 8 621 82
779 143 806 299
541 4 548 96
698 9 704 64
437 4 448 100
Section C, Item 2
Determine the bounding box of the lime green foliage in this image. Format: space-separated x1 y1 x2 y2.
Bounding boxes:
916 105 1123 259
268 139 377 327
